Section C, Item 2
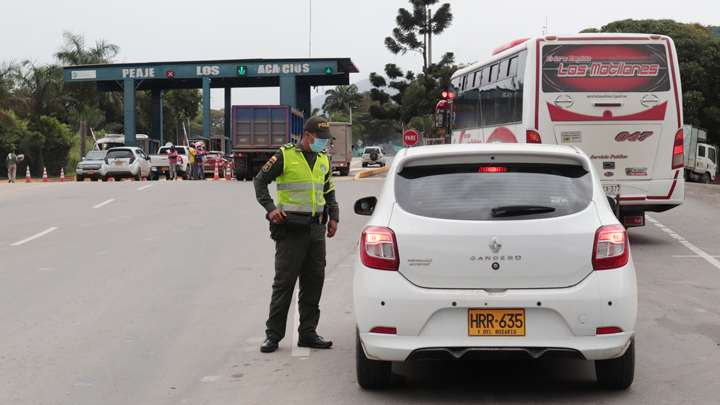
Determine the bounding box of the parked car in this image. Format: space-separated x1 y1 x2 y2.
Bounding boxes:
362 146 386 167
202 151 233 178
148 145 191 180
353 144 637 390
101 147 152 181
75 150 108 182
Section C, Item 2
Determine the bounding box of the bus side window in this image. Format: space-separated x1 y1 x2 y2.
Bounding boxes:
481 67 491 85
490 64 499 82
508 57 519 77
498 60 510 80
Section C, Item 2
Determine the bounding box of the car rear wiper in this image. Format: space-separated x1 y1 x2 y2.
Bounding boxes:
491 205 556 217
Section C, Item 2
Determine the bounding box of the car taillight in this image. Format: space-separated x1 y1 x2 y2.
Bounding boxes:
597 327 623 335
178 156 183 164
672 128 684 169
370 327 397 334
526 130 541 143
592 225 629 270
148 157 151 163
360 226 399 271
129 157 136 164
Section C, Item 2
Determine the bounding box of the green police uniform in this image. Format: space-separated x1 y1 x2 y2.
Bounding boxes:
254 143 339 342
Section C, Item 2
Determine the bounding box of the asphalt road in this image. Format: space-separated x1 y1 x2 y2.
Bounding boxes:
0 172 718 404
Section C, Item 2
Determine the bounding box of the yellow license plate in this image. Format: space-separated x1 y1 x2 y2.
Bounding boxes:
87 171 94 174
162 166 169 170
468 308 525 336
115 162 123 166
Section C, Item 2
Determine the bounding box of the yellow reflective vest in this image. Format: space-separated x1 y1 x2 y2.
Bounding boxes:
277 145 333 216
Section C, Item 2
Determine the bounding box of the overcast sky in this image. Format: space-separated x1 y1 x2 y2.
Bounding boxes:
2 0 718 110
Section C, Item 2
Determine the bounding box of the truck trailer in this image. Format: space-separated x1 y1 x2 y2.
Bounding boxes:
328 122 352 176
683 124 717 184
231 106 304 181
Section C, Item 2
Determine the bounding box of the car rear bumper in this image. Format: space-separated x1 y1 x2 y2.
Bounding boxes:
76 169 102 179
354 260 637 362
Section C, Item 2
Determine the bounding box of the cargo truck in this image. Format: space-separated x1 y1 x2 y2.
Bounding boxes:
231 106 304 181
683 124 717 184
328 122 352 176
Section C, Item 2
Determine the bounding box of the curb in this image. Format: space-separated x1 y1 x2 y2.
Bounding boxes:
354 166 389 180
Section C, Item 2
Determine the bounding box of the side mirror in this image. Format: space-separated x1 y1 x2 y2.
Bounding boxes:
81 157 86 161
354 196 377 216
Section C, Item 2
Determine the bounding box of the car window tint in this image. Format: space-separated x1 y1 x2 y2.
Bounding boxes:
107 150 134 159
395 163 592 220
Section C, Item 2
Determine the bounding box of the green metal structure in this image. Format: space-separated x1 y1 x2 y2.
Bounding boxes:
62 58 358 152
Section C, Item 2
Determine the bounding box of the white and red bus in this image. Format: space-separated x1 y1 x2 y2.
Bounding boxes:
438 34 685 226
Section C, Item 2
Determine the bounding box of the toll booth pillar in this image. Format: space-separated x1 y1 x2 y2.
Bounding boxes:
279 76 297 111
225 87 231 153
296 78 311 123
124 79 137 147
151 89 162 153
203 77 211 142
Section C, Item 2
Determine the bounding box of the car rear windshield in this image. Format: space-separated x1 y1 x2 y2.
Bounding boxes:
204 153 219 159
395 163 592 220
365 148 379 153
107 150 134 159
85 151 106 160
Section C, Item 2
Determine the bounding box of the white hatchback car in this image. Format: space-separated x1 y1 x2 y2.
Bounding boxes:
101 147 152 181
353 144 637 389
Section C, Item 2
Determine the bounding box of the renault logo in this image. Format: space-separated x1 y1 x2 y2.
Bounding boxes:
489 237 502 254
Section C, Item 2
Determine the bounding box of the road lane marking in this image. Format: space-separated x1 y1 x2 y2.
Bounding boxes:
201 376 221 382
672 255 720 258
93 199 115 208
291 287 310 357
137 185 153 190
12 227 58 246
648 215 720 270
0 184 52 194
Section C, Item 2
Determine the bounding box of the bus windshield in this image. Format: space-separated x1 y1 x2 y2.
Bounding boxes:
542 44 670 93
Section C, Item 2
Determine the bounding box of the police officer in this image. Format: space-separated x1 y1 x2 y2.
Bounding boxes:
254 116 339 353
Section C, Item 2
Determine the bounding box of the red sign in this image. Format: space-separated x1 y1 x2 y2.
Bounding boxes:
403 130 419 147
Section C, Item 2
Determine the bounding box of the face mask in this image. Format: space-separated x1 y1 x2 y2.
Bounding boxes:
310 135 328 152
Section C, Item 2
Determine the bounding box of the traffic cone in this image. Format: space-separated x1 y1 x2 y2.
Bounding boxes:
130 176 135 181
225 164 232 180
213 161 219 180
108 176 115 182
60 168 65 182
25 166 31 183
42 167 48 182
141 176 147 181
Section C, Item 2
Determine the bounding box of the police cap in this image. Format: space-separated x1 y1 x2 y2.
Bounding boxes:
303 117 333 139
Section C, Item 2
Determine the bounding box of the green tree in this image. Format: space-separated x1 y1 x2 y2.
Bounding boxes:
322 84 363 115
581 19 720 143
385 0 453 73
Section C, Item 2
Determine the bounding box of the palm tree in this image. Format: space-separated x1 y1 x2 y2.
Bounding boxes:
0 61 22 129
322 84 363 115
54 30 120 157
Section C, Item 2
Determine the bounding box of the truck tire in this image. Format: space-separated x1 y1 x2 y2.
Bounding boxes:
362 162 368 168
340 167 350 176
244 172 254 181
356 329 391 389
703 173 711 184
76 175 84 182
595 338 635 389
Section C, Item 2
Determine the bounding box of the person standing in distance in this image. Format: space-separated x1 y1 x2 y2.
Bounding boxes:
254 116 339 353
6 148 19 183
167 145 178 180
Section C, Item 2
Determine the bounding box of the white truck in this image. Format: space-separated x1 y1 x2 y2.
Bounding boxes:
328 122 352 176
683 125 717 184
148 145 192 180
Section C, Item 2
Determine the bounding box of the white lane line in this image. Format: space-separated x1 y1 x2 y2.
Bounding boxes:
648 215 720 270
137 185 153 190
200 376 221 382
672 255 720 258
291 287 310 357
11 227 58 246
93 199 115 208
